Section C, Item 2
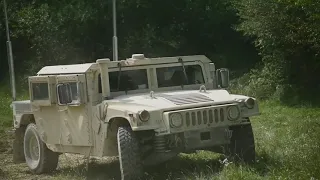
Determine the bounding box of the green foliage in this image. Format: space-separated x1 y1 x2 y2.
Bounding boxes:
232 0 320 102
1 0 320 102
0 80 29 134
0 0 260 80
252 100 320 179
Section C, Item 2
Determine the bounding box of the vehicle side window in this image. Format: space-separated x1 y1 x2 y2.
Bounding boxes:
57 84 71 104
69 82 80 101
32 83 49 100
57 82 81 105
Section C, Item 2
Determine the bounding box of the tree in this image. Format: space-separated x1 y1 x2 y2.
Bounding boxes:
233 0 320 101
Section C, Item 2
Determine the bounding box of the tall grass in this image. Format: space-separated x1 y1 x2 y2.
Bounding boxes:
0 86 15 133
250 100 320 179
229 73 320 179
0 81 29 134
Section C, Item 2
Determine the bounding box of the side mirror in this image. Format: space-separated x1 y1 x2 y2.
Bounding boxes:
57 84 72 105
216 68 230 88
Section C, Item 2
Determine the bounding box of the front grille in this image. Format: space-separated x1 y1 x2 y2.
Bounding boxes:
185 107 226 128
166 103 241 132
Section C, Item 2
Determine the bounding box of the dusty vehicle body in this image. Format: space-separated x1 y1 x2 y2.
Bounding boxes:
11 54 260 179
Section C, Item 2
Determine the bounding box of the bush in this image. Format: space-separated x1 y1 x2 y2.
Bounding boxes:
232 0 320 102
229 57 284 101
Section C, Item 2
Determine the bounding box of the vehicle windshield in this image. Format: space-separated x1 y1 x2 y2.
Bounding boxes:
105 64 205 93
156 64 205 88
109 69 149 92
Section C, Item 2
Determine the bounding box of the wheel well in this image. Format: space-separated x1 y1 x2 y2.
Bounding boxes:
103 117 131 156
107 117 131 137
20 114 35 127
15 114 35 139
13 114 35 163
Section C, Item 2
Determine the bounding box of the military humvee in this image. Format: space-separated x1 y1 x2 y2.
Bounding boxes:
11 54 260 179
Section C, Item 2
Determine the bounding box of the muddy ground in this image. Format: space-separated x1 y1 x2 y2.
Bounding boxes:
0 129 122 180
0 129 224 180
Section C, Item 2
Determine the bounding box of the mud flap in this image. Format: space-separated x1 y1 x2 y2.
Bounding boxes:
12 127 26 163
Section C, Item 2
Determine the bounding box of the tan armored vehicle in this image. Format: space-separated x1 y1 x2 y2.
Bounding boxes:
11 54 260 179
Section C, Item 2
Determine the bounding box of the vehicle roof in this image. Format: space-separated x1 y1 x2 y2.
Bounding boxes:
37 55 211 75
37 63 98 75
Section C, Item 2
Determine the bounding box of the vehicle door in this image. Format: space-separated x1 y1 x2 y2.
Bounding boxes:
55 74 92 146
28 75 60 145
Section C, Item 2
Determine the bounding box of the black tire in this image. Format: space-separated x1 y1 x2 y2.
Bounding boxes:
117 126 143 180
23 123 59 174
224 123 256 164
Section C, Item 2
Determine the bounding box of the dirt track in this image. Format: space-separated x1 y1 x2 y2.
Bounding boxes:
0 151 123 180
0 129 123 180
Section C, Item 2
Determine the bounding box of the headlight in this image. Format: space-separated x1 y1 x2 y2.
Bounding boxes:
138 110 150 122
170 113 183 128
227 105 240 121
244 98 255 109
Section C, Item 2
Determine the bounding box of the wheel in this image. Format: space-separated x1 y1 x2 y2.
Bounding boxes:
224 122 256 164
23 123 59 174
117 126 143 180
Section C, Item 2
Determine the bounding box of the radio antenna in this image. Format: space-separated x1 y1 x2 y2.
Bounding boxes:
3 0 16 101
112 0 118 61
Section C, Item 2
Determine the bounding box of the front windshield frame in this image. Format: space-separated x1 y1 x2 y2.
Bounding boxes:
107 61 209 97
108 65 152 97
155 62 206 88
153 61 208 90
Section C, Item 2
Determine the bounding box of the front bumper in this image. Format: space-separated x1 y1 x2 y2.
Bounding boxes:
152 125 238 154
133 102 258 138
183 126 233 150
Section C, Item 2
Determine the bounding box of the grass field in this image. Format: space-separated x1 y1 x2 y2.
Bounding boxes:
0 90 320 180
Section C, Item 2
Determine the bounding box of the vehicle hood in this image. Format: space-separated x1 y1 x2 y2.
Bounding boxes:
106 89 244 113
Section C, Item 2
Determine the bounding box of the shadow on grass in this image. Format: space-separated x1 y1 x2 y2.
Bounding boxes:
54 158 121 180
52 152 226 180
245 151 283 177
50 150 284 180
143 153 225 180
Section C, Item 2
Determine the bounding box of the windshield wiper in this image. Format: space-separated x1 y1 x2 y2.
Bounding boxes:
178 57 189 86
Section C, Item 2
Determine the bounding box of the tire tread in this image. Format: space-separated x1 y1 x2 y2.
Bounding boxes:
117 126 143 180
225 123 256 164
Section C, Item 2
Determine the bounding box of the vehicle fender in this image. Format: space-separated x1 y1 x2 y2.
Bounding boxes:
14 114 35 128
